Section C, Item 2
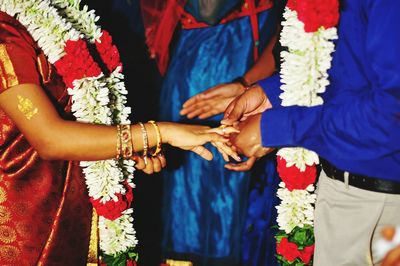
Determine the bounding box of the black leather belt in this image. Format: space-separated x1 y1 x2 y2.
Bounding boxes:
320 159 400 194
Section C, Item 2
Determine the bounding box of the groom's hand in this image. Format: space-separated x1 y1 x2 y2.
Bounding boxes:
221 85 272 126
229 114 273 158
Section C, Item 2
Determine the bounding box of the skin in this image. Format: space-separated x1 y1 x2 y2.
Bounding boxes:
180 33 277 121
382 227 400 266
0 83 239 174
179 33 278 171
225 114 273 170
221 84 271 125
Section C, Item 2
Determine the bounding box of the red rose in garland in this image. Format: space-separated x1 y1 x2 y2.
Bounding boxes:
96 31 123 73
287 0 340 32
299 244 315 264
90 182 134 220
277 237 300 262
54 40 101 88
277 156 317 191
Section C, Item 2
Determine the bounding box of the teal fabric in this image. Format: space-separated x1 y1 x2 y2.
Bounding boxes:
159 8 278 266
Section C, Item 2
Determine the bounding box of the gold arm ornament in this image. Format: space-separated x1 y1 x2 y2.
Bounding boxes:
17 95 38 120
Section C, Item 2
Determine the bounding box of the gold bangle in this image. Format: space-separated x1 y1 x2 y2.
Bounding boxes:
148 120 162 156
138 122 149 164
120 124 133 158
116 125 122 159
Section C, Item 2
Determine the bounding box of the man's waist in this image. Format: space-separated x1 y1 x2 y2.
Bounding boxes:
320 158 400 194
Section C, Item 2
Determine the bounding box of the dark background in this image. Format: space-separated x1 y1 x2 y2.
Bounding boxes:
82 1 164 265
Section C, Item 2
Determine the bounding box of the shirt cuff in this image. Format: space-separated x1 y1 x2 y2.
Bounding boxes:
257 73 282 107
260 105 323 149
260 107 295 148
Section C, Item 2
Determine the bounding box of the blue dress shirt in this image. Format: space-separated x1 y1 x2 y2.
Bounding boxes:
259 0 400 181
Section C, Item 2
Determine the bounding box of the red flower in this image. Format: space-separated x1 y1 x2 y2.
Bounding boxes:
287 0 340 32
277 237 300 262
126 259 137 266
299 244 315 264
277 156 317 191
96 30 123 72
91 182 134 220
54 39 101 88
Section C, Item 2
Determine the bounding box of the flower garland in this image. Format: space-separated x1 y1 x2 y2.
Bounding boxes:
275 1 339 265
0 0 138 264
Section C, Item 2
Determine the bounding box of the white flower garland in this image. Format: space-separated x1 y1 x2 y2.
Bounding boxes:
276 183 316 234
0 0 137 258
276 7 338 235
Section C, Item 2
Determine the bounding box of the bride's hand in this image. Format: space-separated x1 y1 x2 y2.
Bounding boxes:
159 123 240 161
133 154 166 174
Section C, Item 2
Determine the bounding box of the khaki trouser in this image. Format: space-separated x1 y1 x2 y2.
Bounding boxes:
314 171 400 266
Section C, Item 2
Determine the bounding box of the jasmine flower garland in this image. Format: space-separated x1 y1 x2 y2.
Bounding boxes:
274 0 340 265
0 1 137 264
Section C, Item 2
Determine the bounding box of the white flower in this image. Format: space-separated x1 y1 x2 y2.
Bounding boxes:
275 6 337 235
52 0 102 42
99 209 138 255
276 183 317 234
81 160 126 202
1 1 137 257
279 8 338 107
277 147 319 171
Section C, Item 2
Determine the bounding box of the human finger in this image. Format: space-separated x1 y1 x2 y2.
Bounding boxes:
183 85 223 109
181 100 209 116
186 105 212 119
182 93 202 109
158 153 167 168
132 155 146 170
150 156 162 173
213 141 241 162
224 157 257 172
211 142 229 162
191 145 213 160
142 157 154 174
198 109 221 119
222 99 237 123
208 126 239 136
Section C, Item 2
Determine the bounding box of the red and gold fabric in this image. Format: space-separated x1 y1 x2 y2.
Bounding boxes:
0 12 92 265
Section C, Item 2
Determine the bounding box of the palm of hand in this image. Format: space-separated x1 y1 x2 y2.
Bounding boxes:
180 82 245 119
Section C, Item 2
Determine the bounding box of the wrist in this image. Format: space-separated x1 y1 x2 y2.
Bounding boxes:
158 122 173 145
233 76 254 92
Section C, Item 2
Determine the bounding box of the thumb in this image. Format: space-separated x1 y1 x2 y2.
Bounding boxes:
221 99 244 125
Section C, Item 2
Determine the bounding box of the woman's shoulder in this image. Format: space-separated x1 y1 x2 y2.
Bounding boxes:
0 11 41 92
0 11 37 51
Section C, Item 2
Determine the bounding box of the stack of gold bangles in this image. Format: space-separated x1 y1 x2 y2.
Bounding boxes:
116 121 163 161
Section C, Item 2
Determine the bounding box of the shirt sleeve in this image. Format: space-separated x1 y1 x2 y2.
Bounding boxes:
260 1 400 162
0 21 40 93
257 73 282 107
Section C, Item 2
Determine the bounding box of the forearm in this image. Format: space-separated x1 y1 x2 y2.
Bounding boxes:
261 91 400 161
0 83 169 161
43 120 170 161
243 32 278 85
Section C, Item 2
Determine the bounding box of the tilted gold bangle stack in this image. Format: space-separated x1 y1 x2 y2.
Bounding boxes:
115 122 162 162
138 122 149 164
148 120 162 156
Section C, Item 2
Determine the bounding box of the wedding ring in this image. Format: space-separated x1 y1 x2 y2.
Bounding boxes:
219 125 227 134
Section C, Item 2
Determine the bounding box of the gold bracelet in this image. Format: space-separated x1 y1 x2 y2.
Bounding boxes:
148 120 162 156
138 122 149 164
116 125 122 159
120 124 133 158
